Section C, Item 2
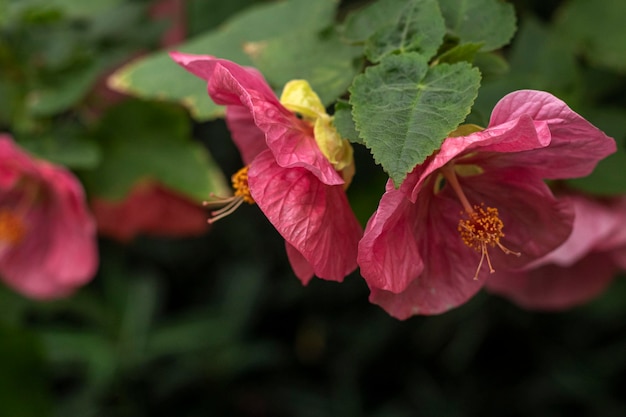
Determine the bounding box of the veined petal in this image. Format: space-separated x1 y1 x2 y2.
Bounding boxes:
285 242 315 285
408 115 549 202
458 166 575 270
170 52 343 185
249 150 362 282
488 90 616 179
225 105 269 164
358 184 424 294
530 194 626 268
485 252 617 311
368 189 493 319
169 52 279 106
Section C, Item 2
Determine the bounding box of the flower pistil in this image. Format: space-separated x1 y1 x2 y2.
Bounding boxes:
440 164 520 279
204 165 255 223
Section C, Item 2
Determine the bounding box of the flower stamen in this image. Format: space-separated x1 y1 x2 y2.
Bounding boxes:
441 164 520 280
203 166 255 224
0 209 25 245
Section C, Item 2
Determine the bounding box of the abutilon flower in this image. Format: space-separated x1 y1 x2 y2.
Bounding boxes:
91 181 209 242
357 90 616 319
486 194 626 310
170 53 362 284
0 134 98 299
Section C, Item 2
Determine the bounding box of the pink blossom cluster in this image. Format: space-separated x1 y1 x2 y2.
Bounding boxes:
0 135 98 298
171 53 623 319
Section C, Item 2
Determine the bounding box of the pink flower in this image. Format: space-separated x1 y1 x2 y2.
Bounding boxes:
170 53 362 284
485 194 626 310
0 134 98 299
358 90 616 319
91 181 209 242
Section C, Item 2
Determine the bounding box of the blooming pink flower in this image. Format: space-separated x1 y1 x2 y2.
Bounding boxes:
0 134 98 299
91 181 209 242
358 90 616 319
170 53 362 284
485 194 626 310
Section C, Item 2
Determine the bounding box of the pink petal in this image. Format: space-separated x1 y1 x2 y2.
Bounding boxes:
368 190 493 319
0 149 98 299
488 90 616 179
357 182 424 294
458 166 575 270
364 164 576 318
408 115 550 201
248 150 362 282
285 242 315 285
169 52 278 105
170 53 343 185
531 194 626 268
92 181 208 242
225 105 269 165
485 252 617 311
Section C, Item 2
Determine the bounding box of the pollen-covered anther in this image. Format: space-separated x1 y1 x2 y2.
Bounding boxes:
0 209 25 245
458 204 520 280
203 166 255 224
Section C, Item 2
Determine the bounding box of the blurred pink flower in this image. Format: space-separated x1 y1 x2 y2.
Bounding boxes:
358 90 616 319
149 0 187 47
170 53 362 284
485 194 626 310
0 134 98 299
91 181 208 242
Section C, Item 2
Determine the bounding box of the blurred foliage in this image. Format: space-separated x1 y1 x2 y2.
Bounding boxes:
0 0 625 416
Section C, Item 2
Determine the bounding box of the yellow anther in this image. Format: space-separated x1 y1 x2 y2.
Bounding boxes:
458 204 520 280
231 166 254 204
0 210 25 245
204 166 255 224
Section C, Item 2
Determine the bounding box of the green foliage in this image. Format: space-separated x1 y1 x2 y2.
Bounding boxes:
0 325 51 417
333 100 362 145
110 0 357 120
245 30 363 104
16 125 100 169
361 0 445 62
81 100 228 201
438 0 517 51
0 0 625 416
473 17 580 117
556 0 626 72
350 53 481 185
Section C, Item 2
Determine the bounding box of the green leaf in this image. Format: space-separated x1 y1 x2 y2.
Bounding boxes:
4 0 123 23
26 63 102 116
438 0 516 51
556 0 626 72
364 0 446 62
472 51 509 79
437 41 483 64
473 18 580 118
245 30 363 106
16 127 100 169
110 0 339 121
82 100 228 201
333 100 362 144
350 53 481 185
0 325 51 417
567 108 626 195
341 0 409 43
